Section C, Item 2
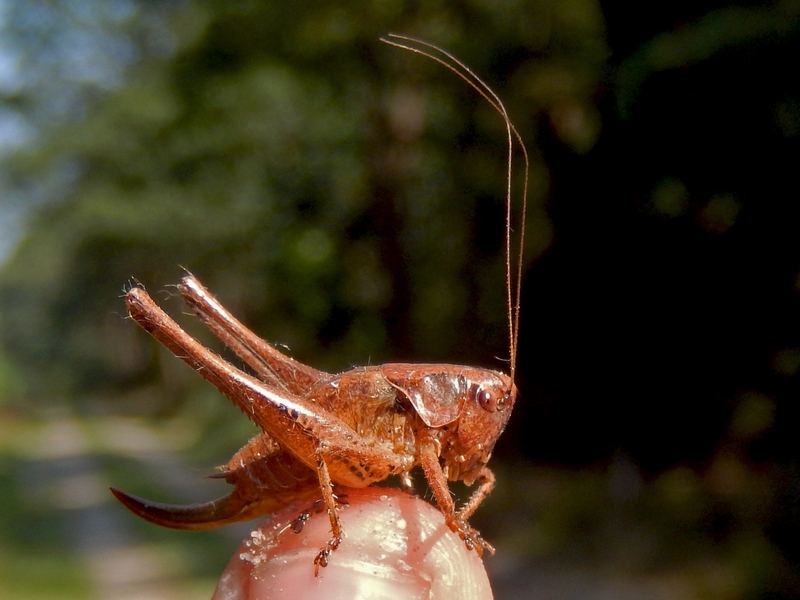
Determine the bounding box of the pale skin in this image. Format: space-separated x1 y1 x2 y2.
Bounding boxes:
212 487 494 600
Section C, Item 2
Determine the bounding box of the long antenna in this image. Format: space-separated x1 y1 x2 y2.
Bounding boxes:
380 34 528 381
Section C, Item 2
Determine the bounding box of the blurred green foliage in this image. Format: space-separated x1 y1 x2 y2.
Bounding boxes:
0 0 603 410
1 0 799 598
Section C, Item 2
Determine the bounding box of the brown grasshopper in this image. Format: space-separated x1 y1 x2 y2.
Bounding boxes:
111 34 529 575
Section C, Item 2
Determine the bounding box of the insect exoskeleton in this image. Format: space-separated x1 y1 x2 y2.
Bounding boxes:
111 33 528 576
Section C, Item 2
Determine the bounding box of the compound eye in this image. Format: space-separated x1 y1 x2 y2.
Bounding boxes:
472 384 497 412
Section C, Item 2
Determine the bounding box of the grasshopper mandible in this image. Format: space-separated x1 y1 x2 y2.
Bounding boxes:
111 34 529 575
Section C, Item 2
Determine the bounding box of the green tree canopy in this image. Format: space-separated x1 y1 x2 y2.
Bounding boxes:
0 0 603 410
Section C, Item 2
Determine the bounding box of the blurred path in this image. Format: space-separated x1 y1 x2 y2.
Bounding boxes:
18 413 240 600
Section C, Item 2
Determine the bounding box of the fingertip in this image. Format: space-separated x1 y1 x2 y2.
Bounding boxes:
212 487 493 600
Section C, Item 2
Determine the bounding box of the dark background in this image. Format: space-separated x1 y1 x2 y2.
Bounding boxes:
0 1 798 598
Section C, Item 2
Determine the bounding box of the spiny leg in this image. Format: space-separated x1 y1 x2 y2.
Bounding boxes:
311 448 344 576
178 274 329 395
126 286 353 464
419 445 494 556
126 285 271 412
456 465 496 522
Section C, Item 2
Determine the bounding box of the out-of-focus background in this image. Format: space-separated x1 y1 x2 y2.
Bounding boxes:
0 1 798 598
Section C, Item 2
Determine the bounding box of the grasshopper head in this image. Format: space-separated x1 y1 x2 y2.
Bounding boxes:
380 364 516 483
442 369 516 484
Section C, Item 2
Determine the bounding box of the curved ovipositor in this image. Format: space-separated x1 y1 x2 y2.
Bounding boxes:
112 432 322 530
109 487 258 530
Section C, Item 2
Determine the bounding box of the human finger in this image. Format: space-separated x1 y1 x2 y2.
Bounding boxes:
212 486 494 600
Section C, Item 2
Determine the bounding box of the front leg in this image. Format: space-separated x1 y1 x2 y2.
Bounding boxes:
455 465 496 522
419 444 495 556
